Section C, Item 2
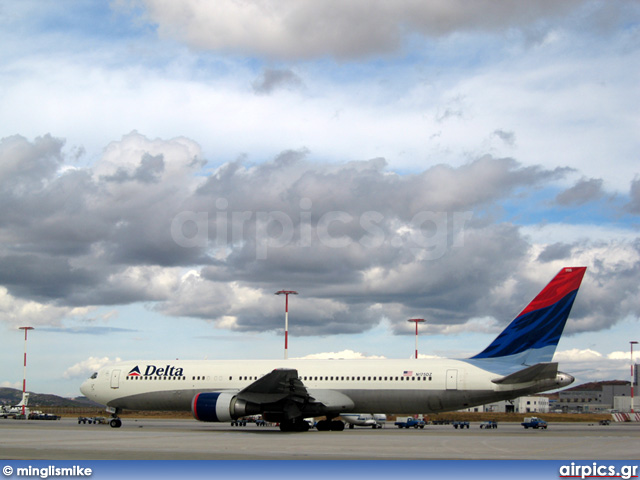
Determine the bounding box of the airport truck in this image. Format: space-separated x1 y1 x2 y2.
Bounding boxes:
521 417 548 429
394 417 425 429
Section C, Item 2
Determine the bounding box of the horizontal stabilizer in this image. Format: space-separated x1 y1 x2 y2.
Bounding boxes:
491 362 558 384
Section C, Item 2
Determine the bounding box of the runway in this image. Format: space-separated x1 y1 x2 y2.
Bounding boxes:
1 418 638 460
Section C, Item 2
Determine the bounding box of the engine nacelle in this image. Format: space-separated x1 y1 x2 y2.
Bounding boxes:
191 392 261 422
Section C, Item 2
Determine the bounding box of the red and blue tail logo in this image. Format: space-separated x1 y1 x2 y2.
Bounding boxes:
128 366 141 377
471 267 587 365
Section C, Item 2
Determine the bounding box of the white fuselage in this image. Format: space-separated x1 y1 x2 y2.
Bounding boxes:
80 358 569 415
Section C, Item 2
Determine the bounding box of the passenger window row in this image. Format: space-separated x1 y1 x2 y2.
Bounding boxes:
124 374 434 382
226 375 433 382
299 376 433 382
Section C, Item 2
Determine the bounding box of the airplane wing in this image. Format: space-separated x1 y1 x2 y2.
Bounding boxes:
237 368 354 419
491 362 558 384
236 368 310 405
193 368 354 429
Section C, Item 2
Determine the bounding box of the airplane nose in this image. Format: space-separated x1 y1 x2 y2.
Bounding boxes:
79 380 91 397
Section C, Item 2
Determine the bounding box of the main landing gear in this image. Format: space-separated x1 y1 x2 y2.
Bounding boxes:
279 417 310 432
278 417 345 432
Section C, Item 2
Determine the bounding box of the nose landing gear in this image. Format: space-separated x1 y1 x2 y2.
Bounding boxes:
109 416 122 428
106 407 123 428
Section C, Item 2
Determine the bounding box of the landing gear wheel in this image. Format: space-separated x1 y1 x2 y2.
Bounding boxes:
330 420 345 431
279 418 310 432
316 419 344 431
316 420 330 431
109 417 122 428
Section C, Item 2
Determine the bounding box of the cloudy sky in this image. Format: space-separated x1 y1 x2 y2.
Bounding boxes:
1 0 639 397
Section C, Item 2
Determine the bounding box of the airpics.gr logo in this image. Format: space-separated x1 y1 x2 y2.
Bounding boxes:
127 364 184 377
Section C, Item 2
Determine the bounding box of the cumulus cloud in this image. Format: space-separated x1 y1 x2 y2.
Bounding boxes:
296 349 386 360
252 68 304 95
555 348 639 383
132 0 593 59
426 317 501 336
0 287 86 328
624 178 640 214
0 134 64 189
554 348 603 362
607 350 640 361
537 242 574 263
555 177 604 206
493 130 516 147
1 381 21 389
63 356 122 379
1 132 639 340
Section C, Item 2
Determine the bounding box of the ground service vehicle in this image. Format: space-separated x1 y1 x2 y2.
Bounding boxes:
521 417 547 429
394 417 425 429
479 420 498 429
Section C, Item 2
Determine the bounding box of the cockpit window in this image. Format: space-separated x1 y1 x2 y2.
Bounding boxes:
90 372 98 379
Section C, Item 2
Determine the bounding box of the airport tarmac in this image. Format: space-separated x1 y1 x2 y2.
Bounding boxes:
1 418 638 460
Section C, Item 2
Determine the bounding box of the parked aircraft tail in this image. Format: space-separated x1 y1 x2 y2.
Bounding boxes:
471 267 587 366
16 392 29 407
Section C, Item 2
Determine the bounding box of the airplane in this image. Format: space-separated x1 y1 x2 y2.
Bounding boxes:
80 266 586 431
341 413 386 429
0 392 29 418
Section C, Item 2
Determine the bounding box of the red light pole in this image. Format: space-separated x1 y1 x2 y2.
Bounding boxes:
18 327 34 417
407 319 425 359
631 341 638 414
275 290 297 359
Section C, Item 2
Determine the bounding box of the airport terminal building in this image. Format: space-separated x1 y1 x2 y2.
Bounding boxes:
555 379 638 413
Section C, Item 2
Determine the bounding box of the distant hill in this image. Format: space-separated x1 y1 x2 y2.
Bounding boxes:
0 387 102 408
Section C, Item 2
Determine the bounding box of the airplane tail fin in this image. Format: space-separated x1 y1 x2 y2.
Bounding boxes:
17 392 29 407
471 267 587 365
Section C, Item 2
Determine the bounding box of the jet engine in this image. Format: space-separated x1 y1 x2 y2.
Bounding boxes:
191 392 261 422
